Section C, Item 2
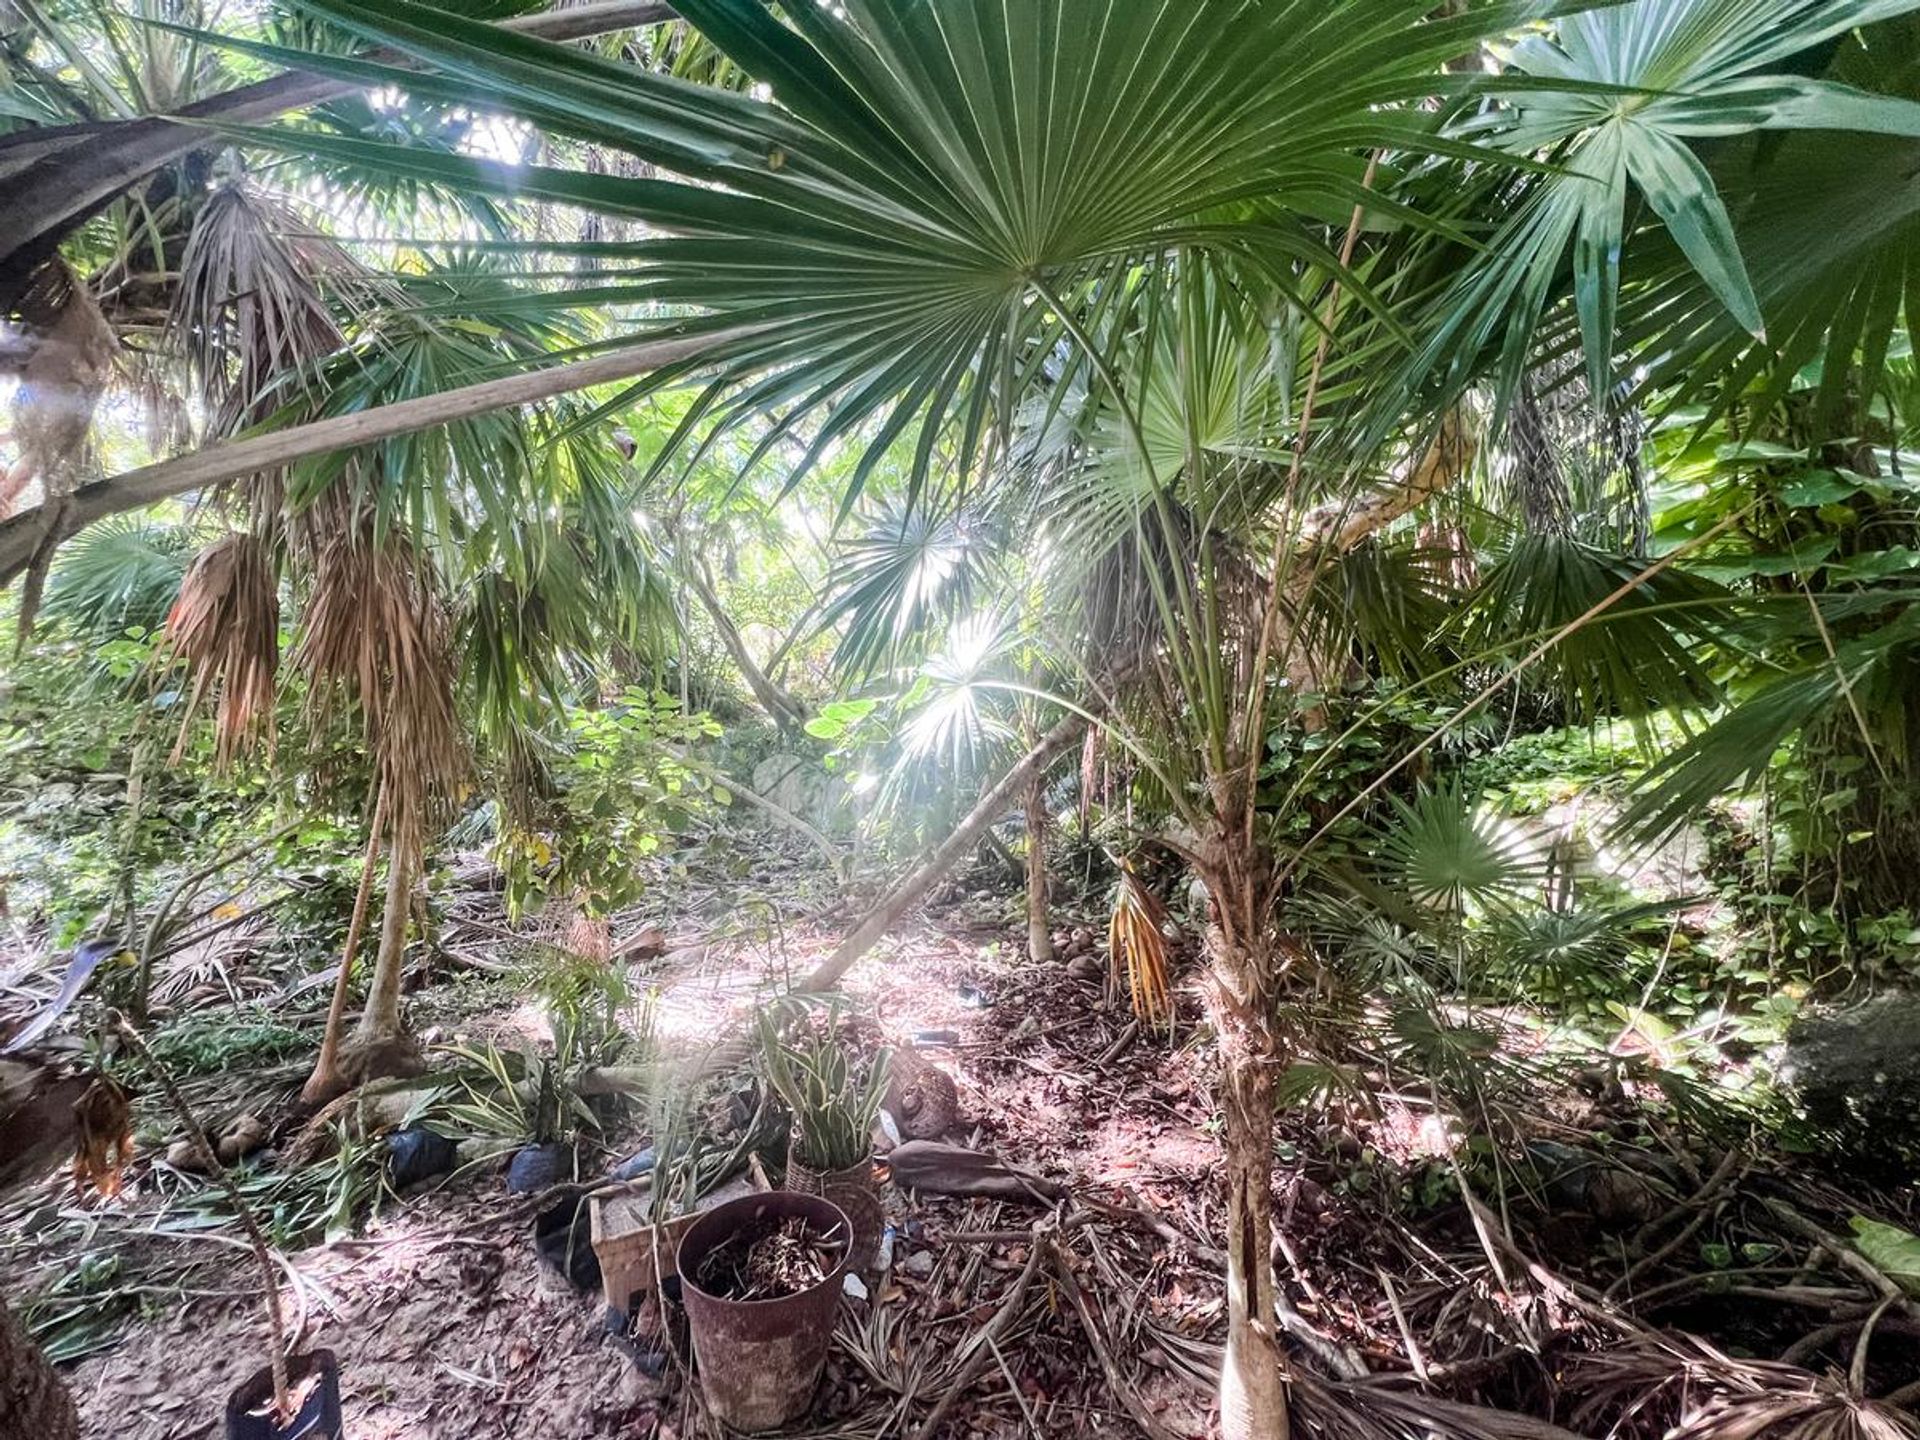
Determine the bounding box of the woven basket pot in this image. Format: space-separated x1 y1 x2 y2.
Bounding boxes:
784 1138 881 1274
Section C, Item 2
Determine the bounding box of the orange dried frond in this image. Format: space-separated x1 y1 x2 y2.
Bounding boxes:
1108 864 1172 1023
165 534 280 765
71 1075 132 1199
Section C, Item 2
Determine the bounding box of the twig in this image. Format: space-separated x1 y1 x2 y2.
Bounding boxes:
1606 1150 1744 1301
1046 1235 1182 1440
984 1331 1041 1438
1096 1019 1139 1068
1376 1266 1428 1385
1765 1200 1908 1303
1851 1296 1899 1395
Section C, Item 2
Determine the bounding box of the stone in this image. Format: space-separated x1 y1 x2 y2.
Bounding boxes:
1779 993 1920 1173
901 1249 935 1278
215 1113 266 1163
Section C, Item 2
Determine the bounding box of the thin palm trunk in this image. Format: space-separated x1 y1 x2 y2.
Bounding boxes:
301 794 386 1106
1212 945 1288 1440
345 842 418 1081
1024 768 1053 965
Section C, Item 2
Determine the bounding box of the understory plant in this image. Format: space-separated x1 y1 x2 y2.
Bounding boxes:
758 1008 889 1173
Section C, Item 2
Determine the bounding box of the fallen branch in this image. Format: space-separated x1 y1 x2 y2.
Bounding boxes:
1046 1235 1182 1440
910 1218 1055 1440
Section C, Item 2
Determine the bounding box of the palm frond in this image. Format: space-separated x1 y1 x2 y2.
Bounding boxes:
42 516 195 643
1109 861 1172 1024
163 532 280 765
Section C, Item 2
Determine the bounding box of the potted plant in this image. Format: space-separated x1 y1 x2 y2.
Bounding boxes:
113 1017 345 1440
675 1189 852 1432
757 1010 889 1272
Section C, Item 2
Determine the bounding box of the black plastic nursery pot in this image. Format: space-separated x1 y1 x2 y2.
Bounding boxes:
675 1191 852 1433
224 1350 344 1440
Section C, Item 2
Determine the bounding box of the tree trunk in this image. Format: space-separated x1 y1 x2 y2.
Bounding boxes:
1024 769 1053 965
0 326 755 585
1206 922 1290 1440
343 845 421 1084
683 560 808 733
1 1301 79 1440
301 807 386 1108
798 708 1089 992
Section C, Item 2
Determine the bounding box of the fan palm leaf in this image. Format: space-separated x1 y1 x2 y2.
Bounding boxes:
216 0 1558 505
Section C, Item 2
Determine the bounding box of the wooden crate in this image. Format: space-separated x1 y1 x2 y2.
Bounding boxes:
590 1175 756 1314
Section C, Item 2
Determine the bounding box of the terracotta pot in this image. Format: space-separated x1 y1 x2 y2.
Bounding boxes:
784 1140 882 1273
675 1191 851 1432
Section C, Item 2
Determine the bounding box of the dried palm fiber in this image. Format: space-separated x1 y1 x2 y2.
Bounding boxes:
6 261 117 634
171 183 349 434
294 529 465 860
165 533 280 764
168 183 362 531
1110 860 1172 1022
1570 1334 1920 1440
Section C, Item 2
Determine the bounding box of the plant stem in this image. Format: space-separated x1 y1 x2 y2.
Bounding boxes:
112 1014 293 1424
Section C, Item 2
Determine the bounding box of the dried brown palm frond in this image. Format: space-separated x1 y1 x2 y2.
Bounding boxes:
1571 1335 1920 1440
295 532 466 858
1109 860 1172 1023
170 182 354 438
6 261 118 633
1293 1370 1591 1440
164 533 280 765
71 1074 132 1200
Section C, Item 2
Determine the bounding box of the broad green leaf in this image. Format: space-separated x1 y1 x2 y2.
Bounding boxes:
1851 1218 1920 1295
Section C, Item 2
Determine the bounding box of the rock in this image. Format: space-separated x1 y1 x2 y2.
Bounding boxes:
215 1113 267 1163
1780 994 1920 1173
749 753 853 830
1065 954 1104 984
901 1249 935 1278
164 1139 208 1172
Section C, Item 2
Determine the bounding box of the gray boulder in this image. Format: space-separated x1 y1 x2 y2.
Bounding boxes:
1778 993 1920 1174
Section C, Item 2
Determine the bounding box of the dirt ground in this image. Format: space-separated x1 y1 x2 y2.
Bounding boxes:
31 893 1233 1440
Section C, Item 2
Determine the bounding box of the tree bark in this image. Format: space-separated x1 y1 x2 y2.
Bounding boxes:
1023 768 1053 965
798 708 1089 992
0 326 756 585
1 1301 79 1440
1207 923 1290 1440
0 0 677 305
343 845 421 1084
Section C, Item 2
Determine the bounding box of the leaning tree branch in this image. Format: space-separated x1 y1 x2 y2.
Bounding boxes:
0 325 756 584
797 706 1095 993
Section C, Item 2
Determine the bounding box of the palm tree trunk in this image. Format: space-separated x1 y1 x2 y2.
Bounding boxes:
1024 769 1053 965
301 801 386 1107
2 1301 79 1440
344 844 420 1082
1206 919 1290 1440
